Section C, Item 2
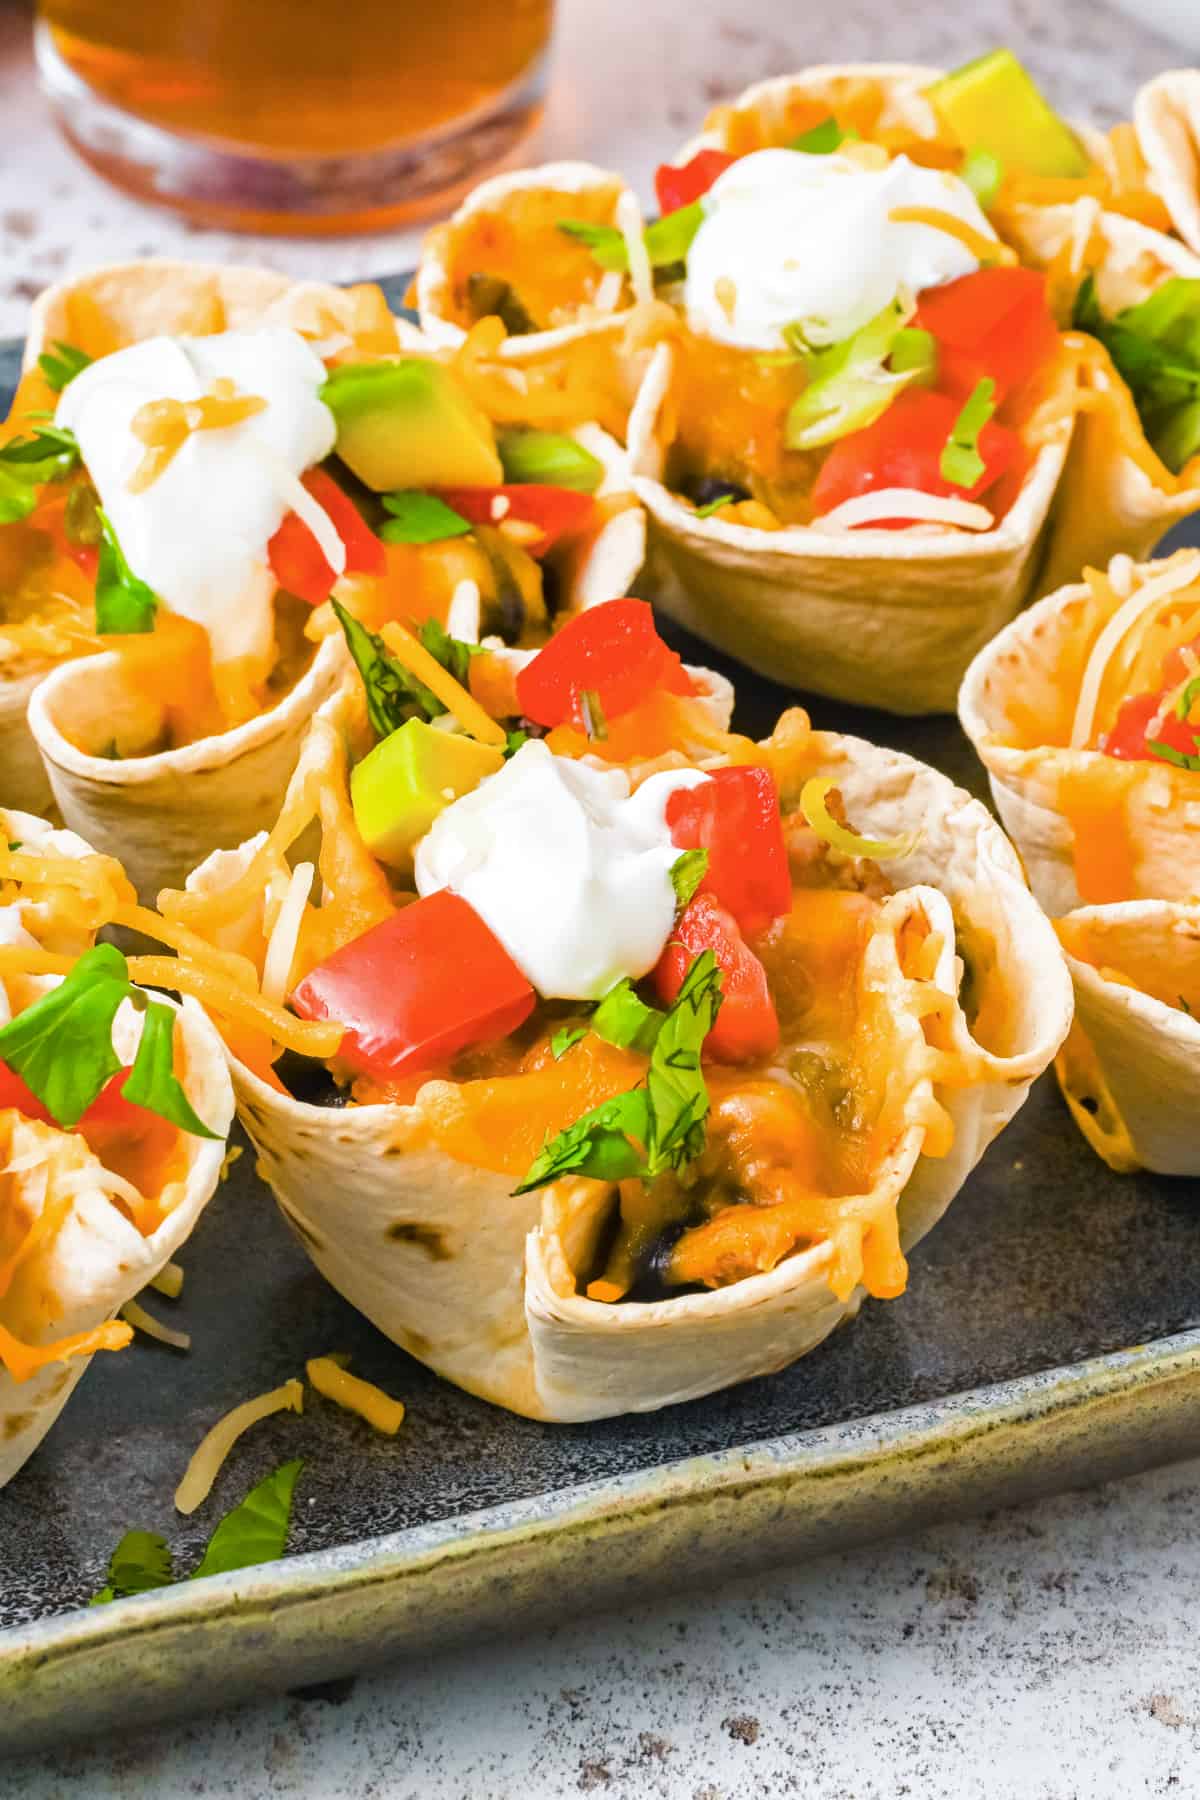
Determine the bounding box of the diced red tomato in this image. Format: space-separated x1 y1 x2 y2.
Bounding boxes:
666 767 792 938
654 149 736 215
432 485 596 554
914 268 1058 404
290 891 535 1081
267 468 385 605
515 599 695 731
1103 687 1200 765
652 894 779 1064
811 388 1022 526
0 1062 165 1141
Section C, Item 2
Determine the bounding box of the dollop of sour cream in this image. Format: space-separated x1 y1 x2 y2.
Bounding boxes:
57 329 337 669
413 741 709 1001
683 148 998 351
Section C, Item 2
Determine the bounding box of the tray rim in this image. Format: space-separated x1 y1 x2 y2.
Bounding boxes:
5 1323 1200 1751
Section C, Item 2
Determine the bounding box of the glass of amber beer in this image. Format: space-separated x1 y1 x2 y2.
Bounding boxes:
34 0 555 233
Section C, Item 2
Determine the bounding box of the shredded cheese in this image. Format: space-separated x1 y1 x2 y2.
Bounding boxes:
886 206 1016 266
1070 554 1200 749
174 1376 304 1515
261 861 315 1008
246 438 346 579
0 1317 132 1383
615 189 654 311
593 268 626 314
446 578 482 645
306 1355 406 1435
378 620 506 746
816 489 994 533
119 1297 191 1352
150 1259 184 1299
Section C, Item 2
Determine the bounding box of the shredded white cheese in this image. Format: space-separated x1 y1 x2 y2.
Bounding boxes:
261 861 316 1007
816 489 995 533
593 268 627 314
616 190 654 311
1070 554 1200 749
119 1297 191 1352
446 579 482 645
175 1377 304 1515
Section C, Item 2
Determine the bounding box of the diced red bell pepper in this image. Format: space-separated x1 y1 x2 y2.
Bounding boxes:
515 599 695 731
432 485 596 554
914 267 1059 404
652 894 779 1064
655 149 736 216
0 1062 165 1141
666 766 792 938
811 388 1022 526
267 467 386 606
290 891 535 1081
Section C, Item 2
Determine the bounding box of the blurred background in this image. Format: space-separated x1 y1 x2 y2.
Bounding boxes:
0 0 1194 334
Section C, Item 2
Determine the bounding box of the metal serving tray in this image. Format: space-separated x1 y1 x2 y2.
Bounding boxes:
2 294 1199 1753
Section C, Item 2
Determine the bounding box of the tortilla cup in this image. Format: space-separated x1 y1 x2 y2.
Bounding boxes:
27 632 346 905
186 702 1070 1421
1054 900 1200 1177
1134 70 1200 255
5 258 419 896
0 670 56 816
629 72 1200 713
415 163 657 441
0 807 234 1488
958 549 1200 917
628 340 1070 714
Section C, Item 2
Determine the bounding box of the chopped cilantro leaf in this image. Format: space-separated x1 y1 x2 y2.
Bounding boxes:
670 848 709 910
514 951 723 1194
95 508 157 635
37 341 92 394
379 491 473 545
0 942 215 1135
331 598 444 736
91 1460 303 1604
551 1024 588 1060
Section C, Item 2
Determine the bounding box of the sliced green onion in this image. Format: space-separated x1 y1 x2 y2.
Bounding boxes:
556 219 628 271
1176 675 1200 720
940 377 997 489
558 203 705 275
962 147 1004 208
694 493 734 519
643 202 705 269
789 116 848 154
799 777 922 861
1148 739 1200 772
378 492 472 545
890 327 939 387
497 429 604 493
784 295 918 451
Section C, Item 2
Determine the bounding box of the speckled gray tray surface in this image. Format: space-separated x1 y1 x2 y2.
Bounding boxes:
1 283 1199 1675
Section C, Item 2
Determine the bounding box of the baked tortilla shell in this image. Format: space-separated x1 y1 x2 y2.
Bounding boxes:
0 669 55 816
27 633 346 905
195 727 1070 1421
628 340 1070 714
958 551 1200 916
640 75 1200 711
1134 70 1200 255
6 258 413 898
1055 901 1200 1177
0 808 234 1487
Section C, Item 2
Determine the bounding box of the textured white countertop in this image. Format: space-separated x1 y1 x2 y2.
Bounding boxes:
5 0 1200 1792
